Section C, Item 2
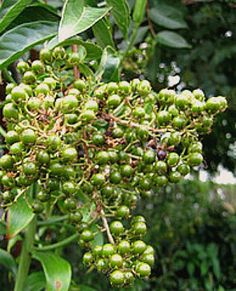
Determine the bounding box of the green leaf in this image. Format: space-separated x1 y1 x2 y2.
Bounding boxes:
149 4 188 30
33 252 71 291
81 202 96 223
200 261 208 276
78 63 95 79
0 248 17 276
0 221 6 235
156 31 191 49
107 0 130 37
7 195 35 238
0 21 58 69
96 46 120 82
24 272 46 291
0 0 33 33
47 37 102 61
212 257 221 280
58 0 110 42
92 18 115 48
91 224 104 248
6 3 59 29
187 262 195 277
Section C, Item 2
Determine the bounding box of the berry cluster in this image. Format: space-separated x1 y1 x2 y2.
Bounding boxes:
82 216 153 287
0 45 227 286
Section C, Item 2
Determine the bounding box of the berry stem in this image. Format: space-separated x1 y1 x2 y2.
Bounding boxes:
72 44 80 79
34 233 80 251
14 217 36 291
101 209 115 245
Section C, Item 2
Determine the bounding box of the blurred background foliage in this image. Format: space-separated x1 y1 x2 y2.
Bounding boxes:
0 0 236 290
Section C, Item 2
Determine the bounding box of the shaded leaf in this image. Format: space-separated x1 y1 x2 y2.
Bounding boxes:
0 0 33 33
0 21 58 69
0 248 17 276
6 2 59 30
149 3 188 30
91 224 104 248
0 221 6 235
59 0 110 42
212 257 221 280
7 195 34 238
33 252 71 291
187 262 195 276
96 46 120 82
107 0 130 37
156 31 191 49
92 18 115 48
24 272 46 291
81 202 96 223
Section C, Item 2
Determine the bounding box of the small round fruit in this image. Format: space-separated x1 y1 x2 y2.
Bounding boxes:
3 103 18 120
102 244 115 257
120 165 133 178
143 150 156 164
169 171 182 183
5 130 19 145
96 258 108 272
0 155 14 170
109 171 122 184
110 270 125 286
132 221 147 236
23 162 37 176
141 254 155 266
69 211 82 223
62 181 76 195
32 201 44 213
92 133 105 146
110 254 123 268
81 110 96 122
107 94 121 108
91 173 106 186
62 95 78 113
188 153 203 166
167 152 180 167
64 198 76 211
177 163 190 176
137 80 151 96
96 151 110 165
136 262 151 277
118 240 130 254
21 129 37 145
37 151 50 164
110 221 124 236
132 240 147 254
93 245 102 257
47 135 61 152
40 48 52 63
116 205 130 218
83 252 93 265
22 71 36 84
11 86 28 101
17 61 29 73
61 147 77 162
10 142 24 155
81 229 94 242
31 60 45 74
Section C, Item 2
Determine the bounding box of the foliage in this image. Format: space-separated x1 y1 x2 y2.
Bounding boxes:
0 0 234 290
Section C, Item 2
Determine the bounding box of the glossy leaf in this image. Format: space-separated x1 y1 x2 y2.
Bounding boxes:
7 3 59 29
92 18 115 48
33 252 71 291
7 195 34 238
96 46 120 82
0 0 33 33
0 248 17 276
47 37 102 60
149 4 188 30
24 272 46 291
107 0 130 37
156 31 191 49
59 0 110 42
0 21 58 69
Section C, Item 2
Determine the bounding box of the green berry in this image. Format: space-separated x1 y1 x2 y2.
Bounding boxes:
110 221 124 236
